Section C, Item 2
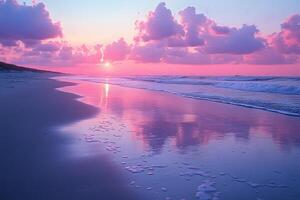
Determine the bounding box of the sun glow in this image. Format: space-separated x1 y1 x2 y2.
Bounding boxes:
96 61 112 70
103 62 111 68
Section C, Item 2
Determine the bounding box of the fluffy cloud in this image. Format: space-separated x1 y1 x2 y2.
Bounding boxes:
0 1 101 67
176 7 207 46
134 3 265 55
211 25 230 35
270 14 300 54
130 3 267 64
163 48 243 65
135 2 182 42
103 38 130 61
33 42 61 52
0 0 62 46
130 42 165 63
243 48 294 64
9 42 102 67
163 48 211 65
205 25 265 54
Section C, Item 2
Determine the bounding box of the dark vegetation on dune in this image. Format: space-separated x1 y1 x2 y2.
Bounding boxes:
0 61 59 73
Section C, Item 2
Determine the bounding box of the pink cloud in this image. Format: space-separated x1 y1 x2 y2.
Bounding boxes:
103 38 130 61
12 43 101 67
270 14 300 54
163 48 243 65
243 48 296 65
163 48 211 65
0 0 62 47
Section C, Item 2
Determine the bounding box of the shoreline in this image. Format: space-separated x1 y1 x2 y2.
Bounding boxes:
58 75 300 118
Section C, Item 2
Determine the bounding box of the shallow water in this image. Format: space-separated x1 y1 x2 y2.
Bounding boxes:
60 75 300 116
57 77 300 200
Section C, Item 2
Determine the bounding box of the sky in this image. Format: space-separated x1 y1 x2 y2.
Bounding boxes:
41 0 300 44
1 0 300 75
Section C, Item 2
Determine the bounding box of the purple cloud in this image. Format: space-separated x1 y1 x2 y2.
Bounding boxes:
0 38 20 46
135 2 182 42
130 3 268 64
163 47 243 65
205 25 265 54
15 43 102 67
211 25 230 35
134 3 265 55
163 48 211 64
177 6 207 46
0 0 62 46
33 42 61 52
270 14 300 54
244 48 297 65
130 42 165 63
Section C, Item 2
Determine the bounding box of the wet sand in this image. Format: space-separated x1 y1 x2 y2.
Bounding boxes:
57 78 300 200
1 73 300 200
0 73 140 200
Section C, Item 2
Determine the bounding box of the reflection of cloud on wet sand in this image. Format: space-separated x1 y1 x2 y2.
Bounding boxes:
58 79 300 152
57 78 300 200
89 82 300 152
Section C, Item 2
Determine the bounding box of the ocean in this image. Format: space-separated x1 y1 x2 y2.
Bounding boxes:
62 75 300 117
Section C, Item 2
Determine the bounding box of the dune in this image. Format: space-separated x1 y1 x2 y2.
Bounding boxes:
0 61 59 73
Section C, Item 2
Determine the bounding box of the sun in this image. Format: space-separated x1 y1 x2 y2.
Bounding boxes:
103 62 111 68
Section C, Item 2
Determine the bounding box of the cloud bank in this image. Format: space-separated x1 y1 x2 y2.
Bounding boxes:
106 2 299 65
0 1 299 67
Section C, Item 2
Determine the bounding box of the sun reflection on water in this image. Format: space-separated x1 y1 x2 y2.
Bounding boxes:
105 83 110 98
99 82 110 109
